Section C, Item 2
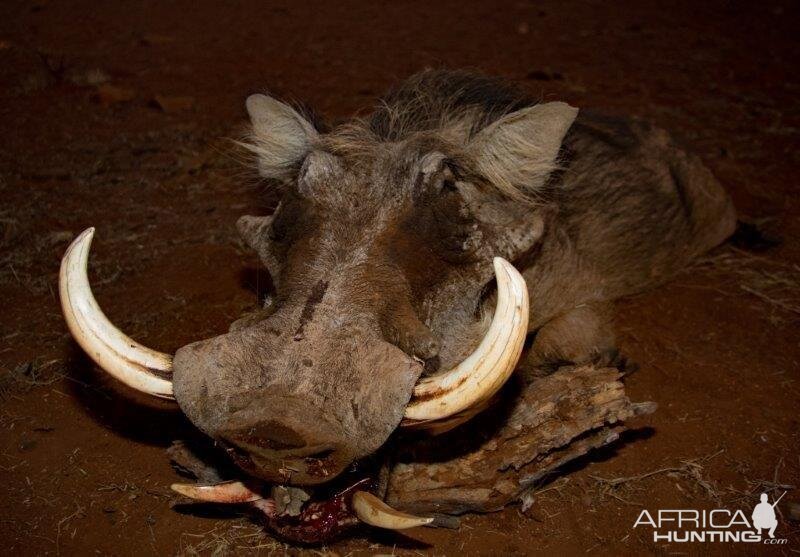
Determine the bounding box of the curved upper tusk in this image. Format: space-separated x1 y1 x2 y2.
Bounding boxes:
402 257 529 426
59 228 174 399
171 481 264 503
405 394 497 436
351 491 433 530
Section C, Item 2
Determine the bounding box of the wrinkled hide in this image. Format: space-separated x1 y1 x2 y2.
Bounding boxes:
523 113 736 364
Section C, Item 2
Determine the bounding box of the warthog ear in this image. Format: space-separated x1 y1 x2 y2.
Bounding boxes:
468 102 578 201
245 94 318 180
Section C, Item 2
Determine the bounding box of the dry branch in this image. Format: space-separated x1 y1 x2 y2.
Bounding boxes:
386 364 655 515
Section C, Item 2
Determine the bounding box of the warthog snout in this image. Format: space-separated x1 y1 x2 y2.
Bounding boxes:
171 300 426 484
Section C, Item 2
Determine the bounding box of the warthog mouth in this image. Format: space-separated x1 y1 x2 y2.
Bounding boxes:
167 444 433 544
59 227 529 541
167 443 422 543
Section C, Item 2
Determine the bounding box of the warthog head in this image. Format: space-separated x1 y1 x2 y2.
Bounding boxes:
59 71 578 533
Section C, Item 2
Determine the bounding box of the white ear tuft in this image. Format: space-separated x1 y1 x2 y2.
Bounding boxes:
469 102 578 201
244 94 318 180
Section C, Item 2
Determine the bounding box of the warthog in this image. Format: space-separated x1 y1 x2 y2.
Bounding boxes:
59 70 735 541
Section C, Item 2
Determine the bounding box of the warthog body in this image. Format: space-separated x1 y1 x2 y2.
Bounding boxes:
167 70 735 486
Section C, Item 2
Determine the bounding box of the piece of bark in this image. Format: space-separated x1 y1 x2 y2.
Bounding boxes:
386 364 655 515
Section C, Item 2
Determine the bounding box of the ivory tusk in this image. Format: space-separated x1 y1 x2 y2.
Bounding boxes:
402 257 528 426
351 491 433 529
170 481 264 503
59 228 174 399
403 394 497 436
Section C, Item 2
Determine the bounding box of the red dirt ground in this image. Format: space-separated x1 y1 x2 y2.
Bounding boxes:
1 1 798 555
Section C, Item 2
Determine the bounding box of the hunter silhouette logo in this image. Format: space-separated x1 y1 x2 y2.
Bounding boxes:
633 491 788 545
752 492 784 539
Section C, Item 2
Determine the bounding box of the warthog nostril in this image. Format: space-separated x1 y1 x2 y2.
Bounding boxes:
224 421 308 452
305 448 335 461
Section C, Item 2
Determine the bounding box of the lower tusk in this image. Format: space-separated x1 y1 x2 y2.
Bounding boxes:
59 228 174 399
171 481 264 503
352 491 433 530
402 257 529 426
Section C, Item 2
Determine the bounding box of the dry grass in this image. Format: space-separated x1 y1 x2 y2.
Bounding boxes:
0 359 65 397
725 457 796 517
177 519 291 556
589 449 725 506
0 198 72 295
687 246 800 323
